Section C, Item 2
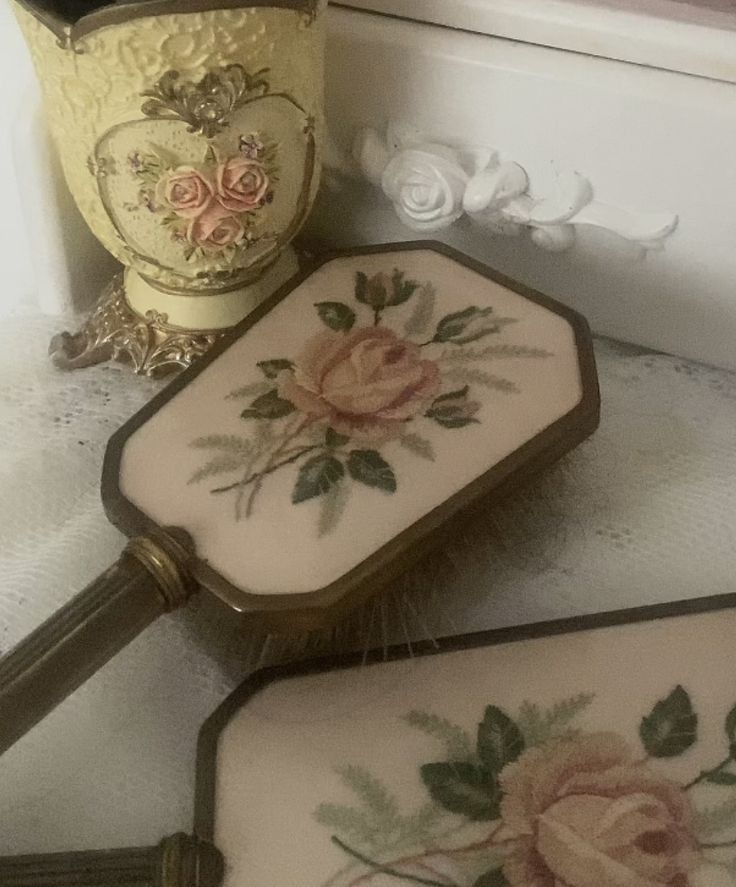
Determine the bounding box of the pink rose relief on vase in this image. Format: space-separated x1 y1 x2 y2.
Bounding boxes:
127 132 276 260
188 268 551 534
317 685 736 887
216 156 270 212
156 166 214 218
187 204 245 252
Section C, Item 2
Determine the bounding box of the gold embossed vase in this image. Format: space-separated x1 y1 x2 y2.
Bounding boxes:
13 0 325 374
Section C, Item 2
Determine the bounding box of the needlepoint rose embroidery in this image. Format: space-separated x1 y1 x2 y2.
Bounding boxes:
279 327 441 442
189 268 553 534
315 688 736 887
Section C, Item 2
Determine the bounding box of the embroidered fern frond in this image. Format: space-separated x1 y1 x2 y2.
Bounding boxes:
404 284 437 337
443 367 519 393
188 453 249 484
337 765 400 825
440 344 553 363
404 710 475 761
314 803 376 847
190 434 254 453
517 693 595 746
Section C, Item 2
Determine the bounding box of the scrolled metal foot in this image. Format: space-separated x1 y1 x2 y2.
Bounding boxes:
49 273 224 377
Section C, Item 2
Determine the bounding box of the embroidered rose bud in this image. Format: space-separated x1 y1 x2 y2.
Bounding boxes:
425 386 481 429
354 271 391 310
156 166 214 218
433 306 500 344
187 205 245 252
216 157 270 213
355 269 420 313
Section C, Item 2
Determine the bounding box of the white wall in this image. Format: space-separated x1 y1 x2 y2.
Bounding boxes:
0 5 36 314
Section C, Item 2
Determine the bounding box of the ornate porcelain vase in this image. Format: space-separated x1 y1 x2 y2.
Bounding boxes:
13 0 325 374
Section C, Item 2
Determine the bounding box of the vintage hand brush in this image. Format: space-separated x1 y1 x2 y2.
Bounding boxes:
0 241 599 754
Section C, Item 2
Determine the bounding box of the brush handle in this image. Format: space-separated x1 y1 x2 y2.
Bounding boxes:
0 529 196 756
0 833 223 887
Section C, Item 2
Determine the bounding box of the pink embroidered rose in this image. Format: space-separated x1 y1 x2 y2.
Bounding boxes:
279 327 441 441
187 204 245 252
216 156 270 213
156 166 214 218
499 733 699 887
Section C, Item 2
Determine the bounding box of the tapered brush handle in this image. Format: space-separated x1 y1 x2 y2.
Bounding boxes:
0 833 223 887
0 529 196 756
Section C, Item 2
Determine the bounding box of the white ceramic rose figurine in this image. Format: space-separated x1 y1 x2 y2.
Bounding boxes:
352 122 678 254
380 144 471 232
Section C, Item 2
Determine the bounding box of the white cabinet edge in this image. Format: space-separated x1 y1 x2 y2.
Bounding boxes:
332 0 736 85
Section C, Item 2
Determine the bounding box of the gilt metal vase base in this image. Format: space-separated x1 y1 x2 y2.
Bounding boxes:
49 273 225 378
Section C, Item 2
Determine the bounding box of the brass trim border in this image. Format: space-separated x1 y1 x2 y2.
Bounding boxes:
16 0 320 46
125 528 198 610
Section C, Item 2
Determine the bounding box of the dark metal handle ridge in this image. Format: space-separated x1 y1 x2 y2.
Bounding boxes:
0 528 197 756
0 833 224 887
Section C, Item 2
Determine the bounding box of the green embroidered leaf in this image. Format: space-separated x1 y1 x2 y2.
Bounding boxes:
694 795 736 835
347 450 397 493
293 454 345 504
318 481 351 537
400 434 436 461
473 870 509 887
477 706 525 773
326 427 350 448
420 762 500 821
404 711 474 761
241 389 295 420
725 703 736 749
257 358 294 379
433 306 506 345
640 686 697 758
708 772 736 786
388 269 420 306
315 301 357 331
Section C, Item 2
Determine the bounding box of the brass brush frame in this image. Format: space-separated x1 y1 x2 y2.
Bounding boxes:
0 242 600 761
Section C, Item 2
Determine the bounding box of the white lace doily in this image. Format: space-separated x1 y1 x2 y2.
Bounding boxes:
0 312 735 854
